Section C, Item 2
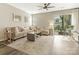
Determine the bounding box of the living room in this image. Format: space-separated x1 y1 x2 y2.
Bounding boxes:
0 3 79 55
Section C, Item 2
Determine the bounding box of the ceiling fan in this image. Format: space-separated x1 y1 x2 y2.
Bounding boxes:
38 3 55 10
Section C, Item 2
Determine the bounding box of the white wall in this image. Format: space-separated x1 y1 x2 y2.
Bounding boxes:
0 3 31 41
71 9 79 31
33 8 79 31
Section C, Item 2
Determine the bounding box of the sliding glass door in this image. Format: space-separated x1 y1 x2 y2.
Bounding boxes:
54 14 73 35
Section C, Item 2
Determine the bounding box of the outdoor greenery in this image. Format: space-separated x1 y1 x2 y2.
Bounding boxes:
54 15 74 35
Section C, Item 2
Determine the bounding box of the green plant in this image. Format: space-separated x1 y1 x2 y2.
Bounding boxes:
54 15 73 35
65 25 74 31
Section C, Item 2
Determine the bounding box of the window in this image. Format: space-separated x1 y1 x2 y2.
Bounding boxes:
54 14 73 35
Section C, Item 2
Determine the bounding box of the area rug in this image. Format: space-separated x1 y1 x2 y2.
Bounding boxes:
8 36 54 55
0 44 28 55
7 35 79 55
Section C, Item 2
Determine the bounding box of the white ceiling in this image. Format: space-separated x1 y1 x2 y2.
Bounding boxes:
9 3 79 14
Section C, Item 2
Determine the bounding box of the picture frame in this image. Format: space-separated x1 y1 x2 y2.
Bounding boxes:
12 13 21 22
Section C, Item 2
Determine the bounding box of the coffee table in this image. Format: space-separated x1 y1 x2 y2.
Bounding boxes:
27 32 36 41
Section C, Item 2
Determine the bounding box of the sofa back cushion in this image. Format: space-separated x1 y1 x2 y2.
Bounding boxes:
17 26 24 32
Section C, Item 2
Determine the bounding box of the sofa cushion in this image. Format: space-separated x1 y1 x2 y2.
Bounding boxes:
14 31 27 39
15 27 19 33
17 26 24 32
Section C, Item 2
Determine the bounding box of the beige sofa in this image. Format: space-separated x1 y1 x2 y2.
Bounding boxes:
5 26 29 41
29 26 50 35
14 26 29 39
5 26 51 42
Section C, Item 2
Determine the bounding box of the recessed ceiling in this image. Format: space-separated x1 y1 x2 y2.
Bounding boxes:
9 3 79 14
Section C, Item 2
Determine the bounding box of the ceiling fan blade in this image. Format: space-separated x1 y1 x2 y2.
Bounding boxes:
47 3 51 6
47 6 55 8
43 3 47 6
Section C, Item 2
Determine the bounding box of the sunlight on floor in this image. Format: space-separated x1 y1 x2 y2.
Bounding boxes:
53 35 73 47
53 35 63 46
